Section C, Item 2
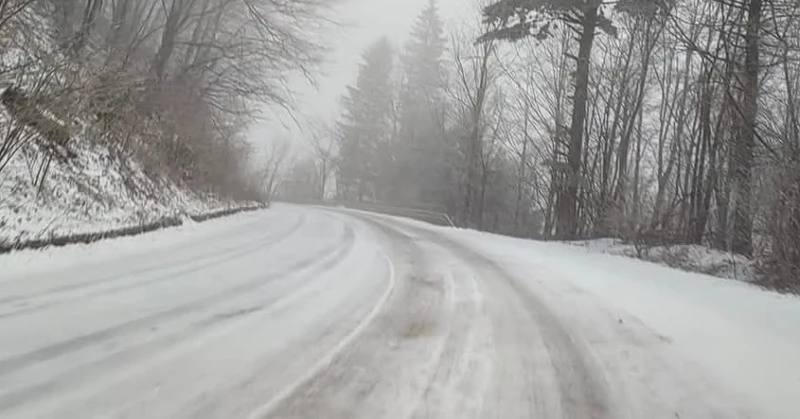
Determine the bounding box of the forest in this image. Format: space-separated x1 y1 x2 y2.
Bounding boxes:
280 0 800 290
0 0 334 205
0 0 797 290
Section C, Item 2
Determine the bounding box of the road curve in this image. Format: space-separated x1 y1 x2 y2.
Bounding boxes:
0 205 767 418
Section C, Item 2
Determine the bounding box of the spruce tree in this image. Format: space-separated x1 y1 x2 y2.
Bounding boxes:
337 37 394 201
396 0 449 206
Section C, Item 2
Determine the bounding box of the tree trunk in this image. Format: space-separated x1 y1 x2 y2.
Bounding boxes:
319 160 327 200
108 0 131 50
72 0 103 53
556 3 599 239
730 0 760 256
514 136 527 230
152 0 189 82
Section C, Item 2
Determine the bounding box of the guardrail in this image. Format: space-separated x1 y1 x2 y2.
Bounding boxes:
0 203 266 254
341 202 455 227
281 199 455 227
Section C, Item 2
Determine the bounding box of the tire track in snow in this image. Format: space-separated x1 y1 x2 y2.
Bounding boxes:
0 223 354 381
386 218 612 419
247 251 396 419
0 222 359 414
261 214 462 419
0 211 273 288
0 213 307 320
406 260 491 419
0 212 305 309
287 210 610 419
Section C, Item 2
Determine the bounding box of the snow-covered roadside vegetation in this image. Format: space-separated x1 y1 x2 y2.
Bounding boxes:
0 0 332 246
565 238 755 283
284 0 800 293
0 137 239 245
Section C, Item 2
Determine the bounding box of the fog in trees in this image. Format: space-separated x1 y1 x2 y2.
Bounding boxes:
0 0 334 204
284 0 800 291
5 0 800 291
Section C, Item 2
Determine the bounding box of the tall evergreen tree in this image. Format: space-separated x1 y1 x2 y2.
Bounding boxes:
395 0 449 206
402 0 447 106
337 37 394 201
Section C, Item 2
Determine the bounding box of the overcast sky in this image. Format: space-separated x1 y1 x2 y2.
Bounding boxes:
247 0 472 158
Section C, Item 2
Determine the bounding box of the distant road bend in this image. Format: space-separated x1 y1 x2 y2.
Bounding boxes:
0 204 797 418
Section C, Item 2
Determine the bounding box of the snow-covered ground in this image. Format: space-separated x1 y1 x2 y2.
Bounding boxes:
0 138 239 245
441 227 800 419
0 11 244 246
564 238 755 281
0 204 798 418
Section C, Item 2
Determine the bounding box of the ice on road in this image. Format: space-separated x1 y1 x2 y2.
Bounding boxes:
0 204 798 418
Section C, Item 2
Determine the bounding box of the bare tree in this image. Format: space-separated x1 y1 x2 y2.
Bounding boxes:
262 137 292 203
0 0 338 210
306 121 337 200
449 22 499 227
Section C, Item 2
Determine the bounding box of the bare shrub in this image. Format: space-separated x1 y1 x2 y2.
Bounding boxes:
758 155 800 292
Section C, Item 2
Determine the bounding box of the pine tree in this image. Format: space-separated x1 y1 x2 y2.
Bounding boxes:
403 0 446 108
337 37 394 202
395 0 449 206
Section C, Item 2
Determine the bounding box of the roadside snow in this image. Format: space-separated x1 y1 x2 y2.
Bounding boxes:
0 208 272 279
440 229 800 419
565 238 754 281
0 205 393 419
3 205 799 418
331 208 800 418
0 138 239 245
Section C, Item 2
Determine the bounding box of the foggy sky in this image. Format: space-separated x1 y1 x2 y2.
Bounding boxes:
247 0 470 160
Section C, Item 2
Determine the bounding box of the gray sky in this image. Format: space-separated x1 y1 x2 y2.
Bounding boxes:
247 0 471 159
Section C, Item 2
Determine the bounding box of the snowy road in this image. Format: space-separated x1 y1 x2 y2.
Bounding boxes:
1 205 799 418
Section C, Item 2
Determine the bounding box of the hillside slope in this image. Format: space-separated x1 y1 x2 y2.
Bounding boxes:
0 136 252 246
0 6 266 247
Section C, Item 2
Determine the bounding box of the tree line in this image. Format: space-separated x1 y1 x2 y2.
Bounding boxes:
0 0 332 202
287 0 800 290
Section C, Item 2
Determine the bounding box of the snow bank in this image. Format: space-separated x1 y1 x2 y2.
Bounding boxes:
0 139 254 247
442 229 800 419
565 238 755 282
0 12 258 249
0 207 271 279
